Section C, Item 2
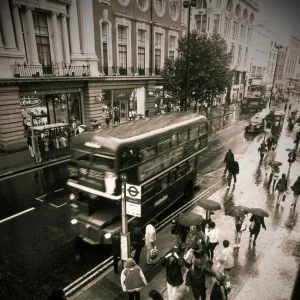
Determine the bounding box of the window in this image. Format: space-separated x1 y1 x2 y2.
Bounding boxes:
240 24 245 40
155 49 161 71
155 33 162 71
247 28 252 42
155 0 162 13
233 21 237 38
197 0 207 9
118 45 127 69
201 15 207 32
226 0 233 12
213 15 220 34
176 163 187 179
244 48 248 66
170 2 176 19
230 44 235 64
199 124 207 135
118 26 128 71
190 127 199 140
102 23 108 74
169 35 176 58
169 51 174 59
138 30 146 70
155 32 162 48
224 17 231 35
171 134 177 147
32 11 51 67
178 130 189 144
257 67 262 76
138 0 146 9
251 66 256 76
118 26 127 44
158 174 169 191
157 139 171 153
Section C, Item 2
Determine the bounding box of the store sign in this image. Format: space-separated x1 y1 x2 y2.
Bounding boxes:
20 97 42 108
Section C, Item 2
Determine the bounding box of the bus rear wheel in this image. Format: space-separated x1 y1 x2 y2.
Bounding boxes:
184 181 194 201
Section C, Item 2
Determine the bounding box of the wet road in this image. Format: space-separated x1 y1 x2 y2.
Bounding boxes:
0 109 254 300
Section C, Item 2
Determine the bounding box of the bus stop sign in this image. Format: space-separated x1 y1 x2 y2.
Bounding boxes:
125 184 141 200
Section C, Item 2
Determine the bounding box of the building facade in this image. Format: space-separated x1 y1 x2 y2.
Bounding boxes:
0 0 186 153
190 0 259 102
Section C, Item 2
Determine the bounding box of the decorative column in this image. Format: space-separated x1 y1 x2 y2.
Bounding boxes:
25 7 39 64
68 0 82 58
51 12 63 64
12 4 25 53
61 14 71 64
0 0 17 49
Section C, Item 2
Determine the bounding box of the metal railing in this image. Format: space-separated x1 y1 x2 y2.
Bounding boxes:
11 63 91 78
98 66 160 76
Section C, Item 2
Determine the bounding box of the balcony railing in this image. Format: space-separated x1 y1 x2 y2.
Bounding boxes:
98 66 159 76
11 63 91 78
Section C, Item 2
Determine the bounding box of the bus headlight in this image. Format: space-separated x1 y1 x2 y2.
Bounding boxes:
70 193 75 200
71 219 78 225
104 232 112 239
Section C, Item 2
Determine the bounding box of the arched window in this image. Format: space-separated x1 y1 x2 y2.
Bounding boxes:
155 0 163 13
243 9 248 21
226 0 233 12
170 2 176 18
249 13 254 24
235 4 241 18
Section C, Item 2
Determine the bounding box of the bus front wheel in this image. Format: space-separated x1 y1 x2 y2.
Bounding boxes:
184 181 194 201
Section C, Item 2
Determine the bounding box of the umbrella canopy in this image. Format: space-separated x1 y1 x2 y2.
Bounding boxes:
249 208 269 217
178 212 203 227
271 161 282 167
286 148 295 152
228 205 250 217
198 199 222 211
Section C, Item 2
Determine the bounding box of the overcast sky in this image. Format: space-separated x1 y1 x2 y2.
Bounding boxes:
256 0 300 44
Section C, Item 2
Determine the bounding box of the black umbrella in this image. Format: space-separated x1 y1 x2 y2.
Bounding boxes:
249 208 269 217
178 212 203 227
228 205 249 217
198 199 222 211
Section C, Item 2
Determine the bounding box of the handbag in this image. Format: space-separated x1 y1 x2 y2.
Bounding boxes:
150 246 158 259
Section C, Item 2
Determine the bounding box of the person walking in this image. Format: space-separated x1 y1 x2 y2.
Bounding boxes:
216 240 234 291
258 141 267 165
288 103 292 111
284 103 288 112
223 149 234 176
294 130 300 150
160 252 183 300
234 215 246 248
120 258 147 300
205 222 220 260
130 221 144 265
210 274 228 300
148 290 164 300
104 109 110 128
270 164 281 192
266 135 276 152
226 160 239 189
291 176 300 209
184 240 211 269
112 227 121 274
249 215 266 246
288 149 297 171
264 147 276 177
171 216 188 252
275 174 288 206
185 258 217 300
145 220 158 265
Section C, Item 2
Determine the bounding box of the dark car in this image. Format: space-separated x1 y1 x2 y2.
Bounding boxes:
245 114 265 133
241 97 266 112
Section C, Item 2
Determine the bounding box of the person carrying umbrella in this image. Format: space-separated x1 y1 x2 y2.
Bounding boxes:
233 214 246 248
223 149 234 177
275 173 288 206
249 214 267 246
291 176 300 209
264 147 276 177
171 215 189 252
270 162 281 192
205 221 220 260
184 240 211 269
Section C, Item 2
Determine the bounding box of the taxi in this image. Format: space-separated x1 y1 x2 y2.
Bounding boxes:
245 114 265 133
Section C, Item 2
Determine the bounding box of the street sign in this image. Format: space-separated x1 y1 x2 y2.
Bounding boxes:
126 201 141 217
120 173 127 182
125 183 141 200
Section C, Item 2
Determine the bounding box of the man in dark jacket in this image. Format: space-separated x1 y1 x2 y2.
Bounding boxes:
295 131 300 150
130 221 144 265
223 149 234 176
227 160 239 189
112 227 121 274
291 176 300 209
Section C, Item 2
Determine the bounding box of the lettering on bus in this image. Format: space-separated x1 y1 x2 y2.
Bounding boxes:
138 145 184 182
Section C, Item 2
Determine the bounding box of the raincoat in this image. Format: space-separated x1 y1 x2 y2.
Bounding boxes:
249 215 266 235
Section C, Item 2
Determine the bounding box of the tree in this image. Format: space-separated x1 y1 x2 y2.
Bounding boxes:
161 32 234 111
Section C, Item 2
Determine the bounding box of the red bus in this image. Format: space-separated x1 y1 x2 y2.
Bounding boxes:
67 112 209 245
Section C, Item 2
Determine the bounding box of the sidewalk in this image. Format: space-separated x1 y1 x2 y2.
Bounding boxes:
70 113 300 300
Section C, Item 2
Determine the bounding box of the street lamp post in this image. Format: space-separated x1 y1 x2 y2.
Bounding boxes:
183 0 196 112
269 45 282 108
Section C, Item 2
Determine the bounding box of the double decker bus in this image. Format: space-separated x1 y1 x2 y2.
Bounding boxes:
67 112 209 245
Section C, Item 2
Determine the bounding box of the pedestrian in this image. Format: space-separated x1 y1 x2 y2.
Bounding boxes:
234 215 246 248
288 103 292 111
226 159 239 189
120 258 148 300
148 290 164 300
293 121 300 138
171 216 188 252
145 220 158 265
184 225 207 255
210 274 228 300
160 251 183 300
47 289 66 300
205 221 220 260
112 227 121 274
223 149 234 176
288 149 297 170
216 240 234 291
284 103 288 112
264 111 274 139
264 147 276 177
104 109 110 128
249 215 266 246
294 130 300 150
130 221 144 265
275 174 288 206
291 176 300 209
185 258 217 300
184 240 211 269
266 135 276 152
270 164 280 192
114 107 120 124
258 141 267 164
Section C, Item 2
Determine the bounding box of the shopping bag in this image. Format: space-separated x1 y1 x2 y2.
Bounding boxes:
150 246 158 259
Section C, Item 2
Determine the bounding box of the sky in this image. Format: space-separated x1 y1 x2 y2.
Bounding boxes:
256 0 300 44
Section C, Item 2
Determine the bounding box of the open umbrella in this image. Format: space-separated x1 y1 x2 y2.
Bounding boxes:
228 205 250 217
249 208 269 217
286 148 295 152
198 199 222 211
271 161 282 167
178 212 203 227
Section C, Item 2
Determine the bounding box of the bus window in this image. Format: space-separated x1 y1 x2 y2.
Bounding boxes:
93 154 115 170
200 138 208 149
171 134 178 147
190 127 199 140
178 130 189 144
121 149 140 168
72 150 91 162
187 157 196 173
176 163 186 179
199 124 207 135
140 145 156 161
157 138 171 153
158 174 169 190
169 169 176 184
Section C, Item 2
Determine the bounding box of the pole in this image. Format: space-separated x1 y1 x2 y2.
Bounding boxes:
29 112 38 163
269 46 281 108
184 4 191 112
121 181 128 235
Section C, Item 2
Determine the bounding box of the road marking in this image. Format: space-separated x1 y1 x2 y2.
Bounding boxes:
0 207 35 224
54 188 64 193
36 198 44 202
50 202 67 208
35 194 47 202
216 126 233 134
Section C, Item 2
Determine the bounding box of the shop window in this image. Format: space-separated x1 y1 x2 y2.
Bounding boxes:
157 138 171 153
178 130 189 144
171 134 178 147
190 127 199 140
140 145 156 161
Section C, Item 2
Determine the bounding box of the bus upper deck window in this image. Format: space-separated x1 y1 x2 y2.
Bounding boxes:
190 127 199 140
171 134 177 147
157 139 171 153
178 130 189 144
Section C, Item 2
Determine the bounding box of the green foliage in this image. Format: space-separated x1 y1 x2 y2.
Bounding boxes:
161 32 234 109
